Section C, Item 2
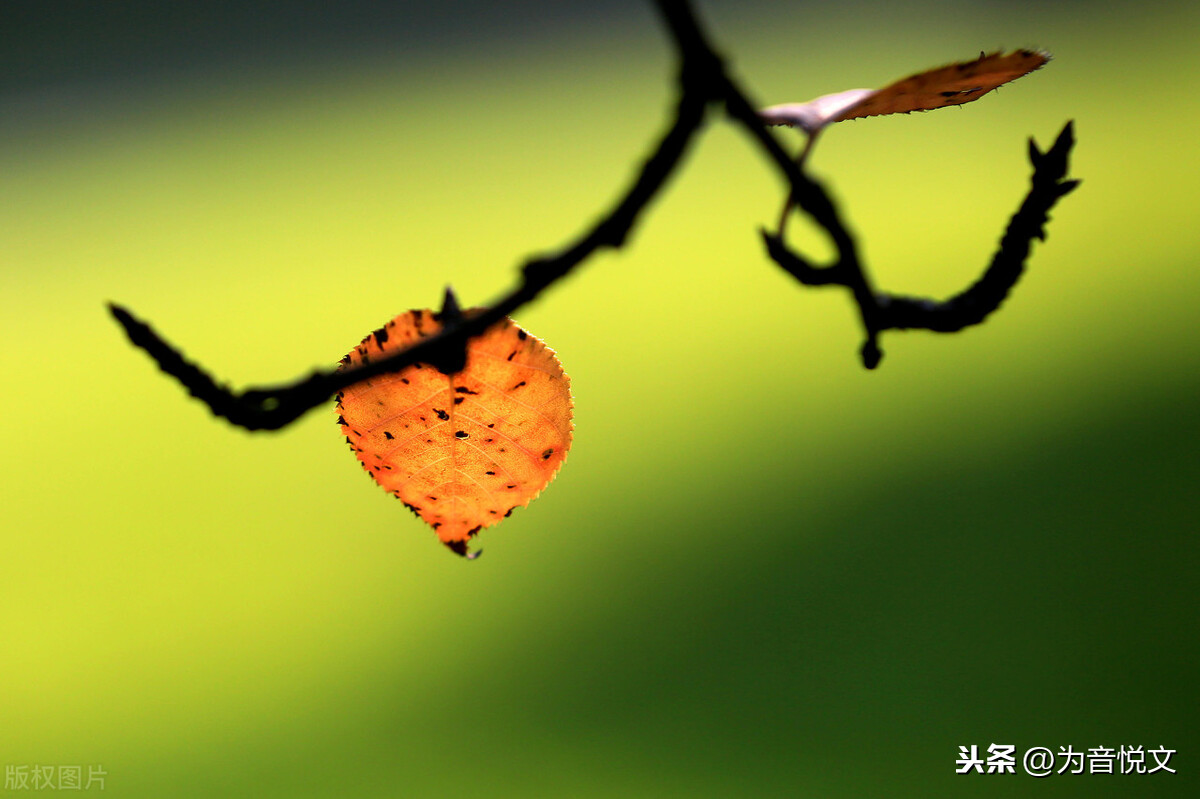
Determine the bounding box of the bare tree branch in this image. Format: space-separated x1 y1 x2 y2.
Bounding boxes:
110 13 712 431
764 121 1079 352
110 0 1078 430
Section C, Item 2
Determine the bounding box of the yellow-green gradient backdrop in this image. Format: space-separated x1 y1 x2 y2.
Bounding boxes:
2 1 1197 796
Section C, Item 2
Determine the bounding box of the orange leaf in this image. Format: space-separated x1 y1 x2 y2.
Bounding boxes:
336 310 573 557
761 50 1049 134
838 50 1049 122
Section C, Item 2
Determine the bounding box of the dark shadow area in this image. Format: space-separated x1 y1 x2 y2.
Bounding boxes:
2 1 648 96
347 373 1198 796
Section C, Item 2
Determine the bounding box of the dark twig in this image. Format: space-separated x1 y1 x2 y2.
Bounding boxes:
110 18 712 431
110 0 1078 429
764 122 1078 355
872 123 1079 331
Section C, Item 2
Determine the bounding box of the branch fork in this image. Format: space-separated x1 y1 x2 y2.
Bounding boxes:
110 0 1079 428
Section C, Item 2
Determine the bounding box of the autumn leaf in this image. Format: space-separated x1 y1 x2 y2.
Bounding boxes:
336 309 573 558
760 49 1050 134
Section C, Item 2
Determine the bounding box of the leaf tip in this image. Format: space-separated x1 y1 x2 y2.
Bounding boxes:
445 538 481 558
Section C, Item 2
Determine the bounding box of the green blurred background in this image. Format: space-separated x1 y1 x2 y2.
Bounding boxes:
2 1 1197 795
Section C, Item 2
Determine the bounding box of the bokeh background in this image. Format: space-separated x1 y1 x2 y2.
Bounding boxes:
2 1 1197 796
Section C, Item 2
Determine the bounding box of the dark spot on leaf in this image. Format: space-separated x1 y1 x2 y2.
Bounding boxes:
506 485 516 489
384 431 394 440
542 448 554 459
434 409 449 421
337 415 347 426
517 329 527 340
507 351 517 361
455 430 469 439
373 326 389 347
513 381 526 389
487 423 495 428
467 525 482 536
454 397 464 405
455 387 479 395
505 507 516 517
485 471 495 475
401 377 410 385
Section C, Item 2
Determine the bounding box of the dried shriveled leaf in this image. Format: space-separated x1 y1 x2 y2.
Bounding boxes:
761 49 1050 134
336 309 573 557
